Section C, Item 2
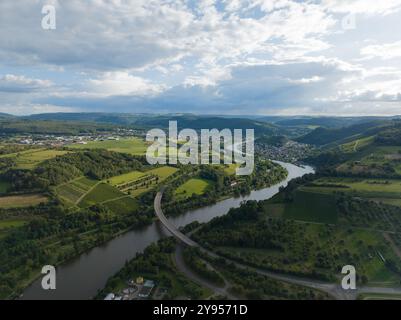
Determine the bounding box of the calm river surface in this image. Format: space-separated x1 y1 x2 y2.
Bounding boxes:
22 161 314 300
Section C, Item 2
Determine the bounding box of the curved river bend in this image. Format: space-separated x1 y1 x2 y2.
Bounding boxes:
22 161 314 300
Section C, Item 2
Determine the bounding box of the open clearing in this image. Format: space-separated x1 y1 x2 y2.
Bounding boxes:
107 171 146 186
0 148 69 169
0 194 48 208
56 177 99 205
264 189 338 224
106 166 178 197
125 166 178 197
303 177 401 206
102 196 138 214
68 137 148 155
175 178 211 200
78 183 125 208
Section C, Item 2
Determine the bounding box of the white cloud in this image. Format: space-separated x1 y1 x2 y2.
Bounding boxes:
87 72 165 97
361 41 401 60
0 74 52 92
323 0 401 15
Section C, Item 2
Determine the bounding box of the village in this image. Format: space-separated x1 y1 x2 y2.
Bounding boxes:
2 128 144 148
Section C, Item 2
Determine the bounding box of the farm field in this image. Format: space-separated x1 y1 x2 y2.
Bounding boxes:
93 166 179 203
0 148 69 169
125 166 179 197
303 177 401 205
175 178 211 200
264 189 338 224
0 194 48 208
102 196 138 215
107 171 146 186
56 177 99 206
78 183 125 208
68 137 148 155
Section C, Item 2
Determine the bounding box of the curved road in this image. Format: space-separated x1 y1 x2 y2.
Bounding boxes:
154 189 198 247
155 189 401 300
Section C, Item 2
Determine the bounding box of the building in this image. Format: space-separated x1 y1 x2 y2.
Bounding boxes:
104 293 115 300
138 280 155 298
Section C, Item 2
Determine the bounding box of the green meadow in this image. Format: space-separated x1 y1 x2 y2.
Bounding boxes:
175 178 212 200
78 183 125 208
0 194 48 209
264 189 338 224
0 149 69 169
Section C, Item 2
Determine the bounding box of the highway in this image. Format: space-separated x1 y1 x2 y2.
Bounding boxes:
154 189 198 247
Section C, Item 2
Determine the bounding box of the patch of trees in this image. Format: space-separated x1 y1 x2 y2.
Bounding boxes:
375 123 401 146
183 247 225 286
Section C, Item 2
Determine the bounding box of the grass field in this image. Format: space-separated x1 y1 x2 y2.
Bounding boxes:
68 137 148 155
175 178 211 200
107 171 147 186
0 148 69 169
56 177 99 205
127 166 179 197
0 194 48 208
78 183 125 208
304 177 401 205
341 136 375 153
264 189 338 224
102 196 138 214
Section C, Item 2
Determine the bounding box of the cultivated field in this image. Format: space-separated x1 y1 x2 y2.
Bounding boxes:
68 137 148 155
56 177 99 206
78 183 125 208
264 189 338 224
303 177 401 206
102 196 139 215
107 171 147 186
0 194 48 208
0 148 69 169
106 166 178 196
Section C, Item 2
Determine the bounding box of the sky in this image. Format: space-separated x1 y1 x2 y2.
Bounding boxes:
1 0 401 116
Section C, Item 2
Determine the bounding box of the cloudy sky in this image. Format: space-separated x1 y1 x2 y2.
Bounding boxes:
1 0 401 116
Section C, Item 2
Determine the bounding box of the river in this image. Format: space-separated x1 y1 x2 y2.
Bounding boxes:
21 161 314 300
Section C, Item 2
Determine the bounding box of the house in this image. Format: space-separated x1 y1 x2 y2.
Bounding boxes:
138 280 155 298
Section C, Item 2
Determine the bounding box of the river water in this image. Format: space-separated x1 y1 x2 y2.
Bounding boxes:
21 161 313 300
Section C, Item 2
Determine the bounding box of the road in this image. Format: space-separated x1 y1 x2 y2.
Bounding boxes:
154 189 401 300
174 244 238 299
154 189 198 247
